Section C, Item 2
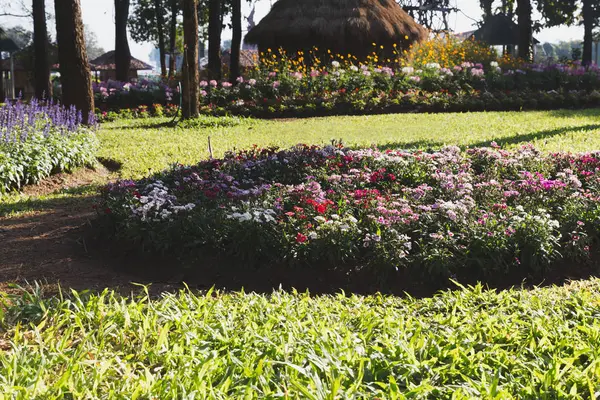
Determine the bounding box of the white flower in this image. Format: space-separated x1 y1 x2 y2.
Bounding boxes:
308 232 318 240
490 61 499 67
314 216 326 223
331 60 340 68
350 65 359 72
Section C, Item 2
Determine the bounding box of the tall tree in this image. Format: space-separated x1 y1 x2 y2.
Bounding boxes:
229 0 241 83
54 0 94 124
182 0 199 119
516 0 533 60
581 0 599 65
153 0 167 76
129 0 168 72
32 0 51 98
85 25 106 60
479 0 494 20
115 0 132 81
207 0 221 79
168 0 178 77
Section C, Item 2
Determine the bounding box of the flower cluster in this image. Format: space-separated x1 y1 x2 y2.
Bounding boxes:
0 99 97 194
99 143 600 281
93 78 177 112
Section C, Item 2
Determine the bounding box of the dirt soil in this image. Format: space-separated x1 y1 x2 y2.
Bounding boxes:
0 169 182 296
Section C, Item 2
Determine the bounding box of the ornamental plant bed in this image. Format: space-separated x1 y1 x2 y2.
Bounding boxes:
98 144 600 289
93 60 600 119
0 100 98 195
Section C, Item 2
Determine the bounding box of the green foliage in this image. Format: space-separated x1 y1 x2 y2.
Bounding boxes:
2 281 600 397
0 131 98 195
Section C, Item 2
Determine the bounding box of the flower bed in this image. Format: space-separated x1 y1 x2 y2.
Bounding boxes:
0 100 97 194
93 79 177 112
93 61 600 119
99 144 600 284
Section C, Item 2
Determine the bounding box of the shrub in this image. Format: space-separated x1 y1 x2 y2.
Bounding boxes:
98 144 600 285
0 100 97 194
404 36 499 68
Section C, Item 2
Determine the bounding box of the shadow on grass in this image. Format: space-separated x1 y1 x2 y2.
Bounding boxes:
468 124 600 149
549 109 600 119
0 184 99 217
366 124 600 152
103 120 179 131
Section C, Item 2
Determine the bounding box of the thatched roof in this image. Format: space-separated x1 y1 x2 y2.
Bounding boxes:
89 51 153 71
245 0 428 59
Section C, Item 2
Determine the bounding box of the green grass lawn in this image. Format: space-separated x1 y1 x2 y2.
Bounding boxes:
99 109 600 179
2 281 600 398
3 109 600 397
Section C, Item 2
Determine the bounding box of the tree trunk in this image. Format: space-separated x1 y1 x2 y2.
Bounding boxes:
54 0 94 124
207 0 221 80
582 0 594 66
229 0 241 83
480 0 493 20
182 0 199 119
32 0 51 99
517 0 532 61
115 0 131 82
168 0 177 77
153 0 167 77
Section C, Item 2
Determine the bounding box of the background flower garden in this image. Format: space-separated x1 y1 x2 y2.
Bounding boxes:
93 39 600 119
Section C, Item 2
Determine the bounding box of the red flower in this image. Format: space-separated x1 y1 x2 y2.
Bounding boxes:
104 207 112 214
315 204 327 214
296 233 307 243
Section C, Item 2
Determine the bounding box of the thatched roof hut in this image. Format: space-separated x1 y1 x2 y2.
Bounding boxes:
245 0 428 61
88 51 153 81
89 51 153 72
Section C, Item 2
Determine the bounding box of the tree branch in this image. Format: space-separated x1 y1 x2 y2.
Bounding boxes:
0 12 31 18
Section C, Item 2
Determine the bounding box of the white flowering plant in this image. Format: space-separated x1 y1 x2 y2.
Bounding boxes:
98 143 600 283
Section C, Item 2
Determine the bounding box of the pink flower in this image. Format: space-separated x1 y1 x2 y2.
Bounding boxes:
296 233 307 243
209 80 218 87
268 71 277 78
222 82 233 88
200 80 208 87
236 76 244 83
273 81 280 88
310 70 320 77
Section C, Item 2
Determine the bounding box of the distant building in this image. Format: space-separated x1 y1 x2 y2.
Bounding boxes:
89 51 154 81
